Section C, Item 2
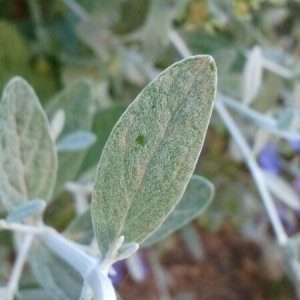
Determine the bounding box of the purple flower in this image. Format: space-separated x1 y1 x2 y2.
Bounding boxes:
109 260 126 286
287 139 300 152
109 250 148 286
258 143 281 174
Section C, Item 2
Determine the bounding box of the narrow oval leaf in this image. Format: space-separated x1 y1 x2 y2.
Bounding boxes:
46 79 94 197
141 0 170 63
92 55 217 255
6 199 46 223
18 289 54 300
276 108 294 130
63 209 94 245
0 77 57 210
242 46 263 106
56 130 96 152
28 239 82 300
179 224 205 261
141 175 214 247
50 109 65 141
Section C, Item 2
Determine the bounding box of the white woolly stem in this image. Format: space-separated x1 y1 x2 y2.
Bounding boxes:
0 220 44 234
40 227 117 300
7 234 34 300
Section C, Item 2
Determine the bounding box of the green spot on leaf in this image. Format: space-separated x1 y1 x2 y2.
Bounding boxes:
136 135 146 146
210 61 216 72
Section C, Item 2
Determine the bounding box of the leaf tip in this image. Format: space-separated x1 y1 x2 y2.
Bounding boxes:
209 60 216 72
5 76 28 89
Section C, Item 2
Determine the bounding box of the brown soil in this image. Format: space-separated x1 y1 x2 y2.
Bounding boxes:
117 222 296 300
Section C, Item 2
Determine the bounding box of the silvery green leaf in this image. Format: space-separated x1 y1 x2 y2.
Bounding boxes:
6 200 46 223
141 0 170 63
116 242 139 261
92 55 217 255
63 209 93 245
262 170 300 211
179 224 205 261
276 108 295 130
46 79 94 197
28 239 82 300
18 289 54 300
142 175 214 247
49 109 65 141
56 130 96 152
80 106 126 173
242 46 263 106
0 77 57 210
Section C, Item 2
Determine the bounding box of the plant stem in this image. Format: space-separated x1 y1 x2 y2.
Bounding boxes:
7 234 34 300
217 93 300 140
148 248 171 300
40 228 94 274
214 101 288 245
40 227 117 300
0 220 44 234
217 93 277 128
169 29 192 59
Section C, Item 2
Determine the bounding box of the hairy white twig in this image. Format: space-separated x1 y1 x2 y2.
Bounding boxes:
214 101 288 245
40 227 117 300
7 234 34 300
0 220 44 234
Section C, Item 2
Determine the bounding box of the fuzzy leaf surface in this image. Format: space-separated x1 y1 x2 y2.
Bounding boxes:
92 55 217 255
64 209 94 245
46 79 94 197
141 175 214 247
0 77 57 210
6 200 46 223
56 130 96 152
28 239 82 300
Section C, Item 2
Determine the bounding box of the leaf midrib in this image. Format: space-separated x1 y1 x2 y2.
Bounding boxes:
118 64 209 238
